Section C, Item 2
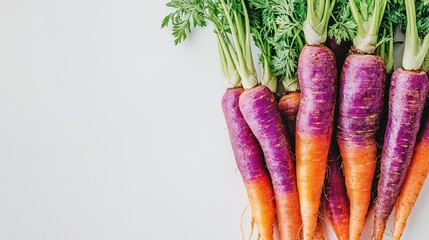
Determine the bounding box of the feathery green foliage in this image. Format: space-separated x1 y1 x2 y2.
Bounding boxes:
328 0 357 44
417 0 429 37
377 0 406 73
162 0 258 89
161 0 208 45
245 0 306 92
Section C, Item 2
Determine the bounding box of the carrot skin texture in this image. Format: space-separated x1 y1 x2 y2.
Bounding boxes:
337 54 386 240
221 88 276 240
374 69 429 240
278 91 300 148
393 110 429 240
324 143 350 240
296 45 337 240
239 85 302 240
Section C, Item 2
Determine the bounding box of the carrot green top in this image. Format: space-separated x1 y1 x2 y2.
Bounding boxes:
303 0 336 45
246 0 278 92
424 52 429 72
328 0 357 44
418 1 429 72
376 1 406 73
402 0 429 71
349 0 387 54
247 0 306 92
162 0 258 89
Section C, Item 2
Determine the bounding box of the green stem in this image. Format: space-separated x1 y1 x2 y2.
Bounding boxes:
304 0 335 45
423 52 429 72
241 0 256 79
216 31 240 87
219 0 247 74
349 0 364 34
403 0 429 70
350 0 387 53
386 22 394 73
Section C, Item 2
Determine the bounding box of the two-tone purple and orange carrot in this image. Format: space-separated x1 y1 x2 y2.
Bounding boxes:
295 1 337 238
374 1 429 238
296 44 337 240
240 86 302 240
163 2 277 239
336 1 388 239
245 2 303 239
393 109 429 240
323 143 350 240
222 88 276 239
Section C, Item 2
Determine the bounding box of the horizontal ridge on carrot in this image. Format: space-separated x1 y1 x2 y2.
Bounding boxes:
336 0 388 239
163 1 277 239
375 0 429 239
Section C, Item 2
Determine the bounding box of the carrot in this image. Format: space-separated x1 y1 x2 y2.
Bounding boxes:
222 88 276 239
278 91 300 149
246 2 304 239
323 142 350 240
393 110 429 240
240 86 301 240
296 44 336 240
338 54 385 240
295 1 337 238
375 69 428 239
163 2 277 239
374 0 429 238
336 1 388 239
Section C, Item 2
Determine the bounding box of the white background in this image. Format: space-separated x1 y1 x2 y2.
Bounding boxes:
0 0 428 239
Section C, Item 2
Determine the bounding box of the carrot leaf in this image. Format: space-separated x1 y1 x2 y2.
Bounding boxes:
328 0 357 44
163 0 258 88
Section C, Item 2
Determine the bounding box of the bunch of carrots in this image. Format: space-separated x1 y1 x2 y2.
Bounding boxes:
162 0 429 239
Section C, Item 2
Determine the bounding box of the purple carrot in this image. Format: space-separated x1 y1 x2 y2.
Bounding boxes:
336 0 388 238
323 142 350 240
295 43 337 240
374 69 428 239
374 0 429 238
239 85 302 240
222 88 276 240
296 0 337 237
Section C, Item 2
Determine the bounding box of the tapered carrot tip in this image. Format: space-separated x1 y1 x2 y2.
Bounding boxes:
276 193 302 240
373 218 387 240
245 177 276 240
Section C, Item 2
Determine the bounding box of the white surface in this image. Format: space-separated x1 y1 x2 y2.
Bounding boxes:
0 0 427 239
